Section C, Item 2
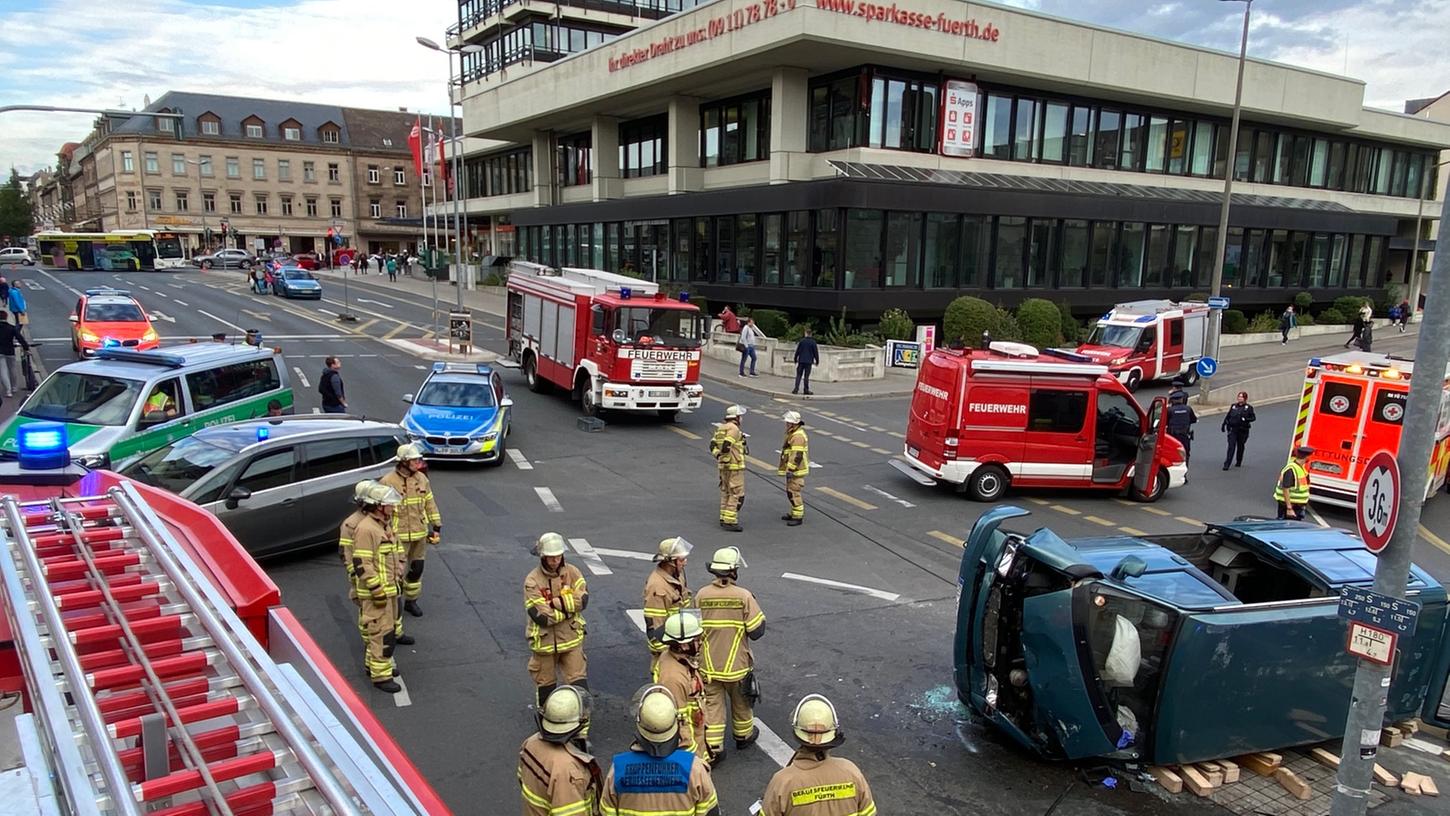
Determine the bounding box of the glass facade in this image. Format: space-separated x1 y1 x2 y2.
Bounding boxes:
620 115 668 178
701 91 770 167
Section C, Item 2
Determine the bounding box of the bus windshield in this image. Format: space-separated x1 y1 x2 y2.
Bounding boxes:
1086 324 1144 349
21 372 145 426
616 307 704 348
154 236 184 259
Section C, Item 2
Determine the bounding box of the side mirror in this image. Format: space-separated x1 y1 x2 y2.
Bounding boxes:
402 393 414 403
612 328 627 345
68 314 78 323
224 486 252 510
500 396 514 408
1111 555 1148 580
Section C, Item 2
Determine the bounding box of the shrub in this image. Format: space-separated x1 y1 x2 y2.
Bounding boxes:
1222 309 1248 334
1184 292 1210 302
1379 283 1406 315
784 321 817 342
993 308 1022 342
1317 307 1348 325
1247 311 1280 333
1016 298 1063 348
1293 291 1314 313
1056 301 1083 344
481 272 505 287
750 309 791 339
1296 313 1315 326
1333 295 1370 318
943 296 998 346
877 308 915 341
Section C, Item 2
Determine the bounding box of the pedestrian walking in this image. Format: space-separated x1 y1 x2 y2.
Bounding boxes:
1165 391 1196 463
710 405 747 531
524 532 590 713
760 695 876 816
737 317 761 377
7 280 28 337
777 411 809 525
600 685 719 816
1398 299 1412 332
653 611 712 765
696 547 763 764
386 255 398 282
379 444 441 618
718 305 740 334
643 537 694 678
1356 318 1374 353
1221 390 1256 470
1345 311 1367 349
517 686 600 816
319 356 347 413
1278 305 1296 345
0 310 30 399
352 483 403 692
792 327 819 395
1274 445 1313 521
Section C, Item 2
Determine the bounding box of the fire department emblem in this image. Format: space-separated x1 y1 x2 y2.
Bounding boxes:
1329 395 1351 414
1382 403 1404 422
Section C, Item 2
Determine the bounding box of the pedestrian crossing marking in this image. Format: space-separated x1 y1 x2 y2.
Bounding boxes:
927 530 962 547
567 538 613 576
814 486 877 511
667 426 702 441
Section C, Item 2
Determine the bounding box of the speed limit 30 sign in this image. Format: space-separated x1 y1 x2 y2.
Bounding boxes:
1357 450 1400 553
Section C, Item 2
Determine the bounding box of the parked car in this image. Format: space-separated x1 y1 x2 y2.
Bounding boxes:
118 416 408 557
195 249 255 269
69 287 160 357
402 362 513 464
291 252 320 270
0 247 35 266
954 507 1450 766
272 267 323 299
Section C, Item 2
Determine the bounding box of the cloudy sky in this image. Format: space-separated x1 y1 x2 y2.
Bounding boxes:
0 0 1444 178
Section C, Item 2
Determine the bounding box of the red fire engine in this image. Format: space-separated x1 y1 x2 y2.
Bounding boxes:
0 424 450 816
1291 351 1450 507
505 261 705 418
893 342 1185 502
1075 299 1210 391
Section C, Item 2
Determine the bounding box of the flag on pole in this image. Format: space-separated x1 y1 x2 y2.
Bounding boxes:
408 117 424 178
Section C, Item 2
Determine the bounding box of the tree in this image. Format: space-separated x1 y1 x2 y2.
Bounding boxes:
943 296 999 346
0 168 34 241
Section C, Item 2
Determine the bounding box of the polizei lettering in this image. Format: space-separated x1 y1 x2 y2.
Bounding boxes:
969 403 1026 415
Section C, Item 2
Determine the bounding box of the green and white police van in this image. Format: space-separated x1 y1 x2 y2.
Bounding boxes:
0 345 294 469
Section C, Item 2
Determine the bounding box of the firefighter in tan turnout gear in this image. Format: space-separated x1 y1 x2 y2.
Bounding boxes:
643 536 694 677
601 685 719 816
517 685 601 816
760 695 877 816
697 546 764 763
777 411 809 526
338 479 377 605
710 405 747 532
654 611 712 765
351 483 405 693
380 443 441 617
524 532 591 719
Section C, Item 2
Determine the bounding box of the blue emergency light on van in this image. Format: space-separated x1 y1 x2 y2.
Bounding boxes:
18 422 69 470
256 427 270 442
619 287 632 299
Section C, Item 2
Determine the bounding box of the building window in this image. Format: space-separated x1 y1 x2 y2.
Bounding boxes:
201 119 220 136
229 193 243 214
304 161 316 181
284 126 301 141
246 123 263 138
981 94 1012 160
327 163 340 182
1041 103 1069 163
394 167 406 185
255 194 268 215
383 137 393 147
993 216 1026 289
558 133 592 187
171 153 186 175
844 209 883 289
148 189 163 211
1094 109 1121 170
464 148 533 197
226 157 240 178
252 159 265 180
175 191 189 212
330 199 342 218
125 191 137 211
281 196 293 216
701 91 771 167
395 202 407 218
158 116 174 133
199 155 213 177
306 197 318 217
368 165 380 184
884 211 923 287
369 199 382 218
121 151 134 173
320 128 339 144
202 192 216 213
278 160 291 181
1011 97 1038 161
619 115 667 178
809 72 865 151
1067 105 1094 166
144 152 160 174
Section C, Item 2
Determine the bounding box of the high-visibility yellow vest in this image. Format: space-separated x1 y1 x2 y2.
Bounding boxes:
1273 460 1310 504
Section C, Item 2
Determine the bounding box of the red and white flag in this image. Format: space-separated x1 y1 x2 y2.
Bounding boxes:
407 117 424 178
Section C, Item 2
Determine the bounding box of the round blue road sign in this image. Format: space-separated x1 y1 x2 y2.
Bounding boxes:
1196 357 1218 378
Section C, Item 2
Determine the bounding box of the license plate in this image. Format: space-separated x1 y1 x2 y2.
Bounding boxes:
649 390 673 398
436 446 459 455
907 446 919 457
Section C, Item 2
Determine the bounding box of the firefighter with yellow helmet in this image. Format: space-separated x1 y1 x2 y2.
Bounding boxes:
601 684 719 816
654 610 711 765
777 410 809 526
524 532 590 713
710 405 747 531
643 536 694 676
380 443 442 617
760 694 876 816
351 482 405 692
517 685 601 816
696 546 764 762
338 479 377 604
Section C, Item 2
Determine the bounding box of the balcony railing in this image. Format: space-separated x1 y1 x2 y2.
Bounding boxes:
449 0 688 36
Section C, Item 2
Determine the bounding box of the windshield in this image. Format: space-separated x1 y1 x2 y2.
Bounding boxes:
417 380 495 408
85 303 145 322
1086 324 1143 349
123 436 235 494
616 307 704 348
22 372 145 426
155 237 183 259
281 269 314 280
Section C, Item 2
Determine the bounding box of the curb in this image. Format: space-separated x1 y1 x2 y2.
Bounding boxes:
700 371 915 401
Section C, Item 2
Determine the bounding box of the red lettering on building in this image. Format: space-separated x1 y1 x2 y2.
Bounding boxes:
607 0 799 72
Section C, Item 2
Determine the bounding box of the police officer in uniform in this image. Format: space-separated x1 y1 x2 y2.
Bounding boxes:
654 611 711 765
696 546 764 763
517 686 601 816
1275 445 1313 520
777 411 809 526
380 443 442 617
601 685 719 816
643 537 694 677
760 694 876 816
524 533 590 712
1221 390 1256 470
710 405 747 531
351 483 404 692
1165 391 1197 463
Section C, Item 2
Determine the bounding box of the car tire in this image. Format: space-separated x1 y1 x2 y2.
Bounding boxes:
23 259 33 266
240 260 252 269
200 260 213 270
524 354 547 394
1131 469 1169 503
581 383 601 417
1125 369 1143 392
967 465 1010 502
1182 367 1200 386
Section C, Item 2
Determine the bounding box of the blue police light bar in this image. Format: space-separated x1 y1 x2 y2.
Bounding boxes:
679 291 690 302
1135 314 1156 323
102 337 121 348
84 287 130 296
17 422 69 470
256 426 270 442
619 287 632 300
432 362 446 372
1309 357 1322 367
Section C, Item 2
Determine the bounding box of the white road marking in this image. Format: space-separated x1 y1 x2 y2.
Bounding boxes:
149 311 175 323
414 364 426 369
137 285 151 291
311 407 321 414
506 448 533 470
392 676 413 707
590 547 654 561
356 298 394 307
862 485 915 508
625 609 648 633
242 309 271 322
1306 505 1331 528
781 572 900 602
197 309 246 331
567 537 613 576
35 268 82 297
534 487 563 513
773 449 823 468
24 282 42 290
293 367 310 388
173 299 188 306
168 283 185 289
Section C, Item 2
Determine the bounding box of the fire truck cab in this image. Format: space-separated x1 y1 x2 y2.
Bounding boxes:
894 342 1186 502
1292 351 1450 507
1076 299 1210 391
505 261 705 418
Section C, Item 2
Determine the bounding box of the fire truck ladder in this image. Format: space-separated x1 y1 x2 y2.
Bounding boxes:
0 484 417 816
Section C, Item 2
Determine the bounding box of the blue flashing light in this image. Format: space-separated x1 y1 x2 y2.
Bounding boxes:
619 287 632 300
1134 315 1155 323
102 337 121 348
1309 357 1322 367
17 422 69 470
678 291 690 303
256 426 270 442
432 362 447 372
476 363 489 375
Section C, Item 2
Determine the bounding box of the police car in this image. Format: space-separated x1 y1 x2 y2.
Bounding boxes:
401 362 512 464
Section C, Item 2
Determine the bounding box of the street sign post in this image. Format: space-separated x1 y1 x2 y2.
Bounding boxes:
1207 296 1231 310
1356 450 1399 553
1196 357 1218 378
1337 585 1420 675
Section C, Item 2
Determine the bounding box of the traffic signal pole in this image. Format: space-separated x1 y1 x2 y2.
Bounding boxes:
1329 188 1450 815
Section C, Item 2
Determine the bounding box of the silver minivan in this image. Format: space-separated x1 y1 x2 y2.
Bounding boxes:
119 416 407 558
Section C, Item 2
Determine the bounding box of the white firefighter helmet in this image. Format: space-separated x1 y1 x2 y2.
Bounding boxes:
538 685 589 743
724 404 746 419
660 610 703 644
353 479 377 503
708 546 746 573
791 694 841 746
782 410 802 425
395 442 424 462
364 483 403 507
633 684 680 749
653 536 693 562
535 532 567 558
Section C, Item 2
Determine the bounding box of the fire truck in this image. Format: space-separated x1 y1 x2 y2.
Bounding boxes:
1075 299 1210 391
1291 351 1450 507
0 423 450 816
505 261 705 418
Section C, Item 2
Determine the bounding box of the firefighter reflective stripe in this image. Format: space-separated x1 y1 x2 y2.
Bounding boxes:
697 587 765 682
778 429 809 476
713 423 745 471
643 568 692 654
351 516 397 597
791 783 858 806
381 470 440 542
525 565 588 653
338 510 367 599
1273 461 1310 503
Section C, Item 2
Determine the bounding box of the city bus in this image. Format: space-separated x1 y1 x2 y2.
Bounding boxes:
35 230 186 271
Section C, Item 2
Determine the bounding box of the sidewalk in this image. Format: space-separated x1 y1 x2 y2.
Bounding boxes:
702 356 917 401
1204 322 1419 408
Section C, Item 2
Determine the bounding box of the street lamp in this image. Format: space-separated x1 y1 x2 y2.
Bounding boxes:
1199 0 1253 405
416 36 485 312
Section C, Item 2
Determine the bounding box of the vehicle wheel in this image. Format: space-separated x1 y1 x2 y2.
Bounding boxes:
581 384 601 417
658 409 679 421
1131 469 1170 503
524 354 547 393
200 260 212 270
1182 367 1200 386
966 465 1010 502
240 260 252 269
23 259 33 266
1125 369 1143 392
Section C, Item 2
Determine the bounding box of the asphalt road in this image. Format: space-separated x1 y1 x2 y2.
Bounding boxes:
10 265 1448 816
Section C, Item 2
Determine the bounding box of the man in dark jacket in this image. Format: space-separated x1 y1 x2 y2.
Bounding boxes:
792 328 820 396
1221 390 1256 470
319 356 347 413
1165 391 1197 463
0 310 29 399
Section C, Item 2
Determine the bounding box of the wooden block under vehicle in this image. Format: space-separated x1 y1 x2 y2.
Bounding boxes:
1381 727 1404 748
1148 766 1183 794
1372 764 1399 787
1275 768 1313 801
1309 748 1341 769
1237 753 1283 776
1177 765 1216 797
1217 759 1241 783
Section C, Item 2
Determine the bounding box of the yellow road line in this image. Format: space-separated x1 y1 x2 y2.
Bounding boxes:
850 441 870 448
927 530 962 547
1084 515 1115 527
1119 527 1148 537
871 447 893 455
355 318 379 334
1028 498 1051 506
1419 524 1450 557
869 425 888 432
745 455 778 472
1175 516 1205 527
1140 506 1173 516
667 426 702 441
703 393 732 406
815 486 878 511
1051 505 1082 516
382 322 409 340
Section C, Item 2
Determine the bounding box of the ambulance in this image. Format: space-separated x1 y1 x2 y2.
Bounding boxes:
1075 299 1211 391
893 341 1187 502
1291 351 1450 507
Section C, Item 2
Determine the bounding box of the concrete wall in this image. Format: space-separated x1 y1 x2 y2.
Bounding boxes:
706 329 886 381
